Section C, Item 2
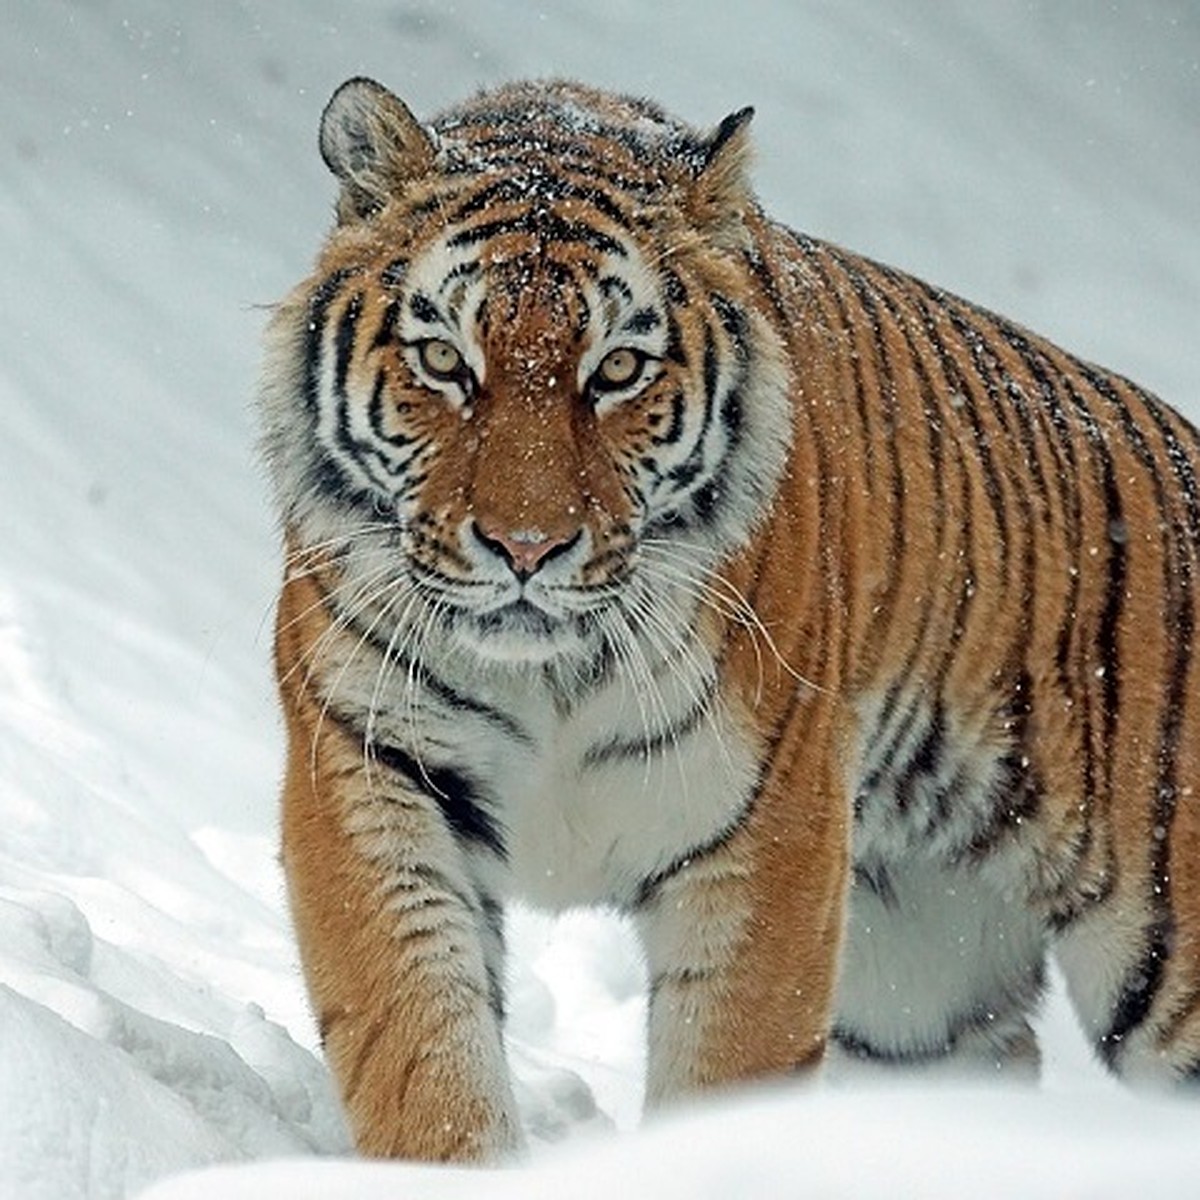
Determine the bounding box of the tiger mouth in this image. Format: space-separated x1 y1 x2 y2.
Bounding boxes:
451 596 598 664
473 598 561 639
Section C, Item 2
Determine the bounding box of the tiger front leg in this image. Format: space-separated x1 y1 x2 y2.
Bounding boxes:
634 762 850 1105
281 727 522 1162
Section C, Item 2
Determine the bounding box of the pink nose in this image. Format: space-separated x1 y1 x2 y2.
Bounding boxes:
472 519 579 579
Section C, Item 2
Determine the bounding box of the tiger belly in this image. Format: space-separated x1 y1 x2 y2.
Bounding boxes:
837 688 1049 1073
833 856 1046 1075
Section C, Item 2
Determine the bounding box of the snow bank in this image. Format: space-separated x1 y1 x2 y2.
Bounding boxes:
1 2 1196 1198
136 1084 1200 1200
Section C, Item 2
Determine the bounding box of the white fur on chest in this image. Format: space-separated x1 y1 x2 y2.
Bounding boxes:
465 667 758 912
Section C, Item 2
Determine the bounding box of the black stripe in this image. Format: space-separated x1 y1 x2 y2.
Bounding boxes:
1095 456 1126 741
1084 372 1191 1061
380 257 408 288
1098 925 1172 1067
303 268 358 414
709 293 749 356
662 317 722 499
933 304 1012 581
853 862 898 908
663 311 686 365
830 255 909 665
304 453 367 507
409 292 440 324
479 894 506 1021
447 210 626 256
448 171 638 232
443 141 665 201
631 808 751 910
994 330 1096 899
598 274 634 308
648 390 686 446
582 678 716 768
1047 369 1123 918
946 305 1043 633
952 306 1054 520
370 298 402 349
330 292 414 489
959 669 1043 861
333 291 361 395
857 687 925 804
647 964 718 1003
621 306 661 335
834 958 1044 1065
439 257 483 287
743 244 791 328
786 235 875 482
367 367 419 450
371 741 507 859
893 700 946 815
661 268 688 307
417 663 536 747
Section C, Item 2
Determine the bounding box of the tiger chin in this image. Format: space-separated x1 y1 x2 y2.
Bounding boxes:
259 76 1200 1162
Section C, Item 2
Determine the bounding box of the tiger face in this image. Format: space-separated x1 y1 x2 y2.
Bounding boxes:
262 79 790 666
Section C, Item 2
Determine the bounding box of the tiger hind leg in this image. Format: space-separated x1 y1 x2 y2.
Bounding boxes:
1054 893 1200 1087
830 856 1048 1080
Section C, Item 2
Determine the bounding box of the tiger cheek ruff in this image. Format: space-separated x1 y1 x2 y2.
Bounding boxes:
259 77 1200 1161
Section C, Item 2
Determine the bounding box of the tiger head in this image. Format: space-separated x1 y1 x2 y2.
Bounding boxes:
261 78 792 667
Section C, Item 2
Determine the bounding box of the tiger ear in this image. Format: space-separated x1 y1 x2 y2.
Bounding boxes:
688 106 756 247
319 77 437 222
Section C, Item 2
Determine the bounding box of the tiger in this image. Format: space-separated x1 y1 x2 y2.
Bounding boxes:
259 75 1200 1161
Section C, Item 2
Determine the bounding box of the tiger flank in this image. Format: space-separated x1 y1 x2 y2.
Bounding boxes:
259 78 1200 1160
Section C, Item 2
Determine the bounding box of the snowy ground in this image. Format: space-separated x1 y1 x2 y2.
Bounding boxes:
1 3 1197 1198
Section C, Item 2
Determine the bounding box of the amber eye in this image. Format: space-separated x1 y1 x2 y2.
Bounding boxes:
592 348 645 393
417 338 466 382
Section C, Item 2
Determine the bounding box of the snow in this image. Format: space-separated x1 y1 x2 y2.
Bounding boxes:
1 2 1197 1197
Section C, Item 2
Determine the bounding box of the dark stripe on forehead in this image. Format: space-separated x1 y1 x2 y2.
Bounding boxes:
446 210 627 257
443 140 667 201
483 252 596 329
449 172 640 231
440 116 681 165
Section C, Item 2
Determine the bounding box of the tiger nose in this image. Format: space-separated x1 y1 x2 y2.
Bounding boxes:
471 518 580 579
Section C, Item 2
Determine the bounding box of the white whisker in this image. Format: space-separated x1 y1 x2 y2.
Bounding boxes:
640 537 828 698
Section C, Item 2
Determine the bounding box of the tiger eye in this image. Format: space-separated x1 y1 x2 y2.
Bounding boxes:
419 338 465 380
595 348 643 390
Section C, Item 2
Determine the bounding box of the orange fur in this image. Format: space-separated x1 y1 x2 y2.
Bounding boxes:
262 78 1200 1161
